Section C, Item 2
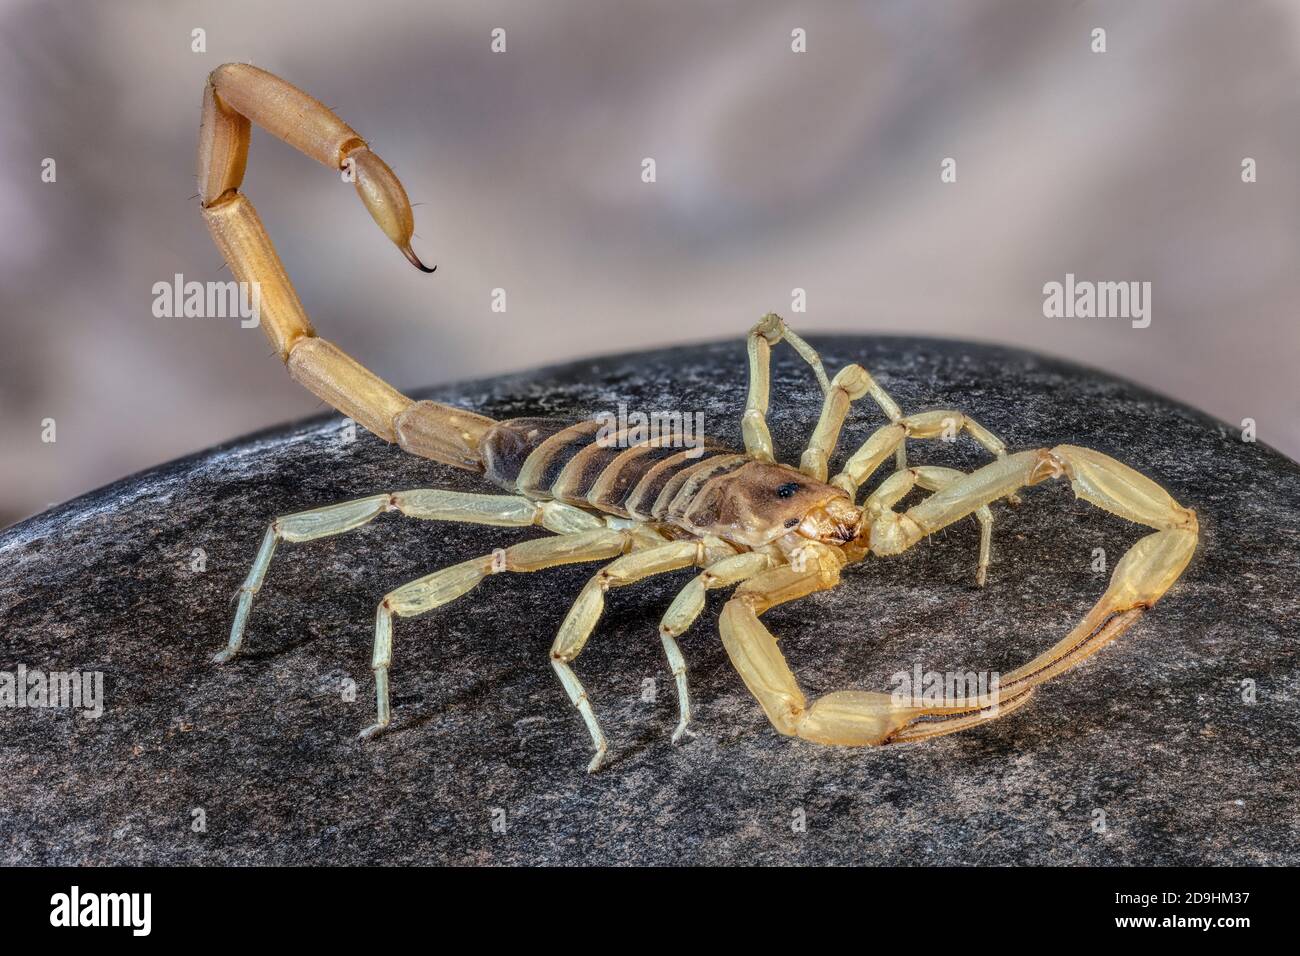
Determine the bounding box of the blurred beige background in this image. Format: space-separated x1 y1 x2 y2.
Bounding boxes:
1 0 1297 527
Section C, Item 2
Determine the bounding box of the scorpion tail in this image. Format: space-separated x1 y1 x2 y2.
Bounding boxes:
198 63 496 471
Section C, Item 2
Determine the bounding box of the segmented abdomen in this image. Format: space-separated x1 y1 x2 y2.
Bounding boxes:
480 417 749 524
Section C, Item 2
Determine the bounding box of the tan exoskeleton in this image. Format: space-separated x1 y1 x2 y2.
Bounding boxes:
200 65 1199 771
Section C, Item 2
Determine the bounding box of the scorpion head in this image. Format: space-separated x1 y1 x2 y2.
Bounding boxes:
682 461 862 549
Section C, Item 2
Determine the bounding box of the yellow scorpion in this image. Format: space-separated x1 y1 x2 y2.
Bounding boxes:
200 65 1198 772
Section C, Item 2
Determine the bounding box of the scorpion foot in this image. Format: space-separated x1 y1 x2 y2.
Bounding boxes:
586 743 609 774
358 721 390 741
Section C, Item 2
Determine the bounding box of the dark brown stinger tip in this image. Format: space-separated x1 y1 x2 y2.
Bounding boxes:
401 244 436 273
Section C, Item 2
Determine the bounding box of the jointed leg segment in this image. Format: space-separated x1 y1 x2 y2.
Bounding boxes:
741 314 905 470
832 409 1012 502
740 315 1015 501
865 465 995 586
548 538 725 770
742 315 832 464
367 528 634 745
214 490 606 663
656 550 776 741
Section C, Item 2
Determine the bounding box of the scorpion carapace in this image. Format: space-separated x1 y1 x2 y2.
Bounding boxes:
200 64 1199 771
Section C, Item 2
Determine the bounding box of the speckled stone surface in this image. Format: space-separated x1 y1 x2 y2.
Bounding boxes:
1 336 1296 865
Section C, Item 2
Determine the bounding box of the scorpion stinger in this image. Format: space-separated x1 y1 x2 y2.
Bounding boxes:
200 65 1198 772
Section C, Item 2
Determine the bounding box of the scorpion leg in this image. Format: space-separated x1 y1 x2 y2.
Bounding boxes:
658 551 777 742
863 466 995 586
365 528 634 741
550 538 735 771
216 490 603 662
799 364 874 482
829 421 908 500
832 410 1012 503
742 314 904 465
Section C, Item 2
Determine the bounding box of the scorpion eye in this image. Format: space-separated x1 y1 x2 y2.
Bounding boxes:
776 481 800 499
784 518 799 528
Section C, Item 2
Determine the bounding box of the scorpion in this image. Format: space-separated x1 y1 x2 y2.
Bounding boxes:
199 64 1199 771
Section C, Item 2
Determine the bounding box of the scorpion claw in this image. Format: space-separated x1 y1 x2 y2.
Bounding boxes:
400 244 436 273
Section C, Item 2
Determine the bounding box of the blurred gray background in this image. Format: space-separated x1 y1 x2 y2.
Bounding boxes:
1 0 1297 527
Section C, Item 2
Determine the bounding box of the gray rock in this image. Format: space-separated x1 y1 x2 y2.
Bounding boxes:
1 336 1297 865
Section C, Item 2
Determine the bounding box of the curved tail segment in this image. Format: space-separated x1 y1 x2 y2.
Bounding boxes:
198 64 494 471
